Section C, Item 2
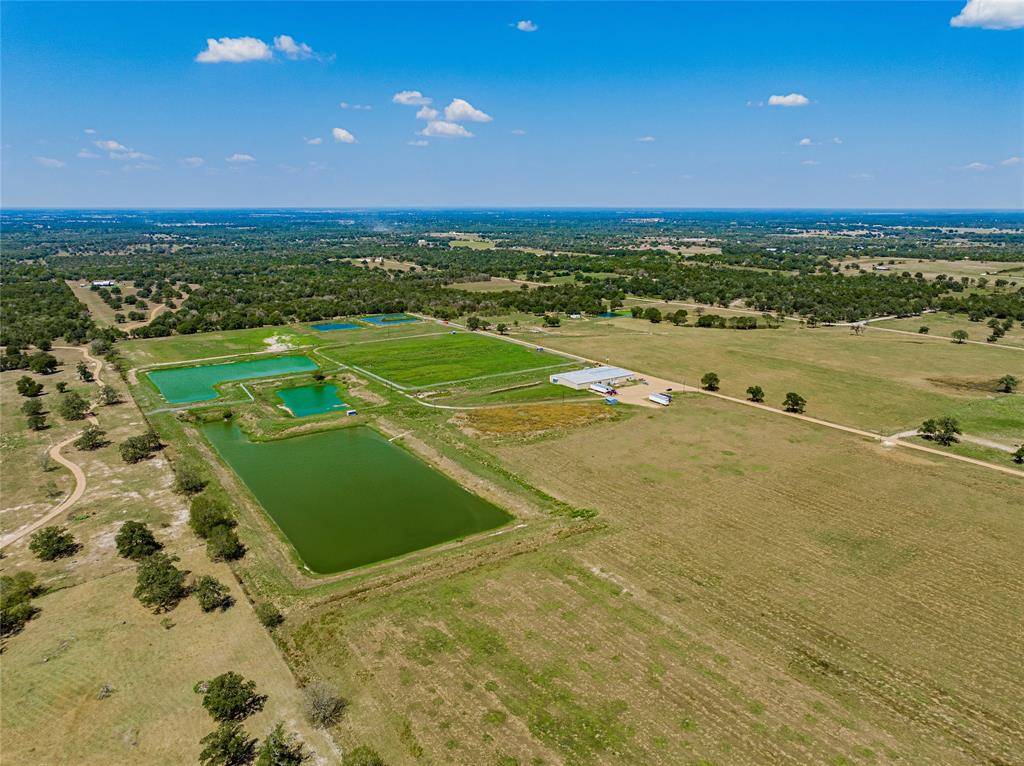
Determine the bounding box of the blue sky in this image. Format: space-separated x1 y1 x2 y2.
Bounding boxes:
2 1 1021 208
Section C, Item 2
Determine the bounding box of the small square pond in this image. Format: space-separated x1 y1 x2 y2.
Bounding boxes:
277 384 347 417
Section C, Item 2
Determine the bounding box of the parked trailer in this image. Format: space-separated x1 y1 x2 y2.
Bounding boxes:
589 383 615 395
648 393 672 406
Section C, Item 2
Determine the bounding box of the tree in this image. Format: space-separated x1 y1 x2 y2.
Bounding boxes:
200 672 267 722
344 746 384 766
255 602 284 629
76 360 94 382
302 681 346 729
115 521 162 560
669 309 688 326
55 381 68 393
190 495 236 538
99 384 121 405
16 376 43 397
629 306 644 319
951 329 968 344
21 399 43 417
28 352 58 375
782 392 806 413
997 375 1018 393
918 326 929 334
1 572 43 637
29 526 78 561
26 412 48 431
700 372 720 391
542 314 561 327
495 323 508 335
1013 445 1024 465
207 524 245 562
57 391 90 421
643 307 662 323
920 416 961 446
465 316 482 331
133 552 187 612
255 723 308 766
74 424 107 451
745 385 765 403
195 575 233 612
199 722 257 766
174 463 208 495
119 431 162 463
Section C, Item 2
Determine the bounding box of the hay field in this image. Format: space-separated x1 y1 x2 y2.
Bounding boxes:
322 331 574 389
512 317 1024 437
285 395 1023 765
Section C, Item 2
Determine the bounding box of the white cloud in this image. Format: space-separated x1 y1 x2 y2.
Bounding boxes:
195 36 273 64
122 162 160 172
798 137 814 146
635 136 656 143
511 129 527 135
226 153 255 163
850 173 874 180
34 156 65 168
516 20 539 32
416 105 439 120
76 149 100 159
339 102 372 110
407 140 429 147
273 34 314 60
393 90 432 106
831 137 843 144
83 128 97 135
444 98 492 123
332 127 357 144
304 137 323 145
112 150 153 160
182 156 205 167
94 139 128 152
801 160 820 166
1002 156 1022 166
768 93 810 107
419 120 474 138
961 161 993 171
950 0 1024 29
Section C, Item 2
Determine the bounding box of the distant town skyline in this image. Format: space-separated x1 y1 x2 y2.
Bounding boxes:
2 1 1022 208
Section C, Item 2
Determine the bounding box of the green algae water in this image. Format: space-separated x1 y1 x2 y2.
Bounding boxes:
277 384 347 417
201 422 511 573
148 355 319 404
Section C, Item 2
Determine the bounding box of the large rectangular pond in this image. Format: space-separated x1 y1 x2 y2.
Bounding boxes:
201 423 511 573
360 313 419 326
277 384 347 417
148 355 319 404
310 321 361 332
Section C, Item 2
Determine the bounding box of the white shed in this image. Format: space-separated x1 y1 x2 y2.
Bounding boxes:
549 366 635 390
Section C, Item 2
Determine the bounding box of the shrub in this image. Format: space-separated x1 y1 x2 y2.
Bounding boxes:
28 526 78 561
16 376 43 397
255 602 284 629
99 384 121 405
199 672 267 722
195 575 233 612
302 681 346 729
255 722 308 766
28 352 58 375
199 722 257 766
57 391 90 421
74 424 107 451
21 399 43 416
207 524 245 562
119 431 162 463
344 745 384 766
174 462 208 495
0 572 43 637
189 495 236 539
115 521 162 560
133 552 188 613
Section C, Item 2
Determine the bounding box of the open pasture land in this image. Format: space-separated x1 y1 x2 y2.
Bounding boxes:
873 311 1024 349
120 325 317 368
65 279 139 325
286 396 1023 765
320 331 576 389
512 316 1024 436
834 257 1024 281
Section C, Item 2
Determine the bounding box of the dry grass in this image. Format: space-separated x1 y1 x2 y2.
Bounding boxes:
455 402 615 437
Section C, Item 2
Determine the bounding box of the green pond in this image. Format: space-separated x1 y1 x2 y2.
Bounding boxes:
148 355 319 404
277 384 347 417
201 422 511 573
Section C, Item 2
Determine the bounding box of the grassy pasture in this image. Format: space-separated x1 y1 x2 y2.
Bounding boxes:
120 325 316 367
873 311 1024 349
511 316 1024 436
320 331 575 389
65 280 140 326
286 396 1023 765
833 257 1024 281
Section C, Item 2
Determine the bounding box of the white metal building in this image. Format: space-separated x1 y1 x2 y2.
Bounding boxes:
550 366 635 390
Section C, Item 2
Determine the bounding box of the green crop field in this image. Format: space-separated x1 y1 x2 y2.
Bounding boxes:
320 331 576 389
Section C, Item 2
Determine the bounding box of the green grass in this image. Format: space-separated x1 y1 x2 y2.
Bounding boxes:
873 312 1024 349
321 331 575 389
120 325 316 367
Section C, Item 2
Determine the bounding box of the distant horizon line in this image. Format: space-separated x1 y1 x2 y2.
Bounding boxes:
3 206 1023 214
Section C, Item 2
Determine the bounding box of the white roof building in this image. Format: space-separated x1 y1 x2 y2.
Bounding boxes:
550 366 635 390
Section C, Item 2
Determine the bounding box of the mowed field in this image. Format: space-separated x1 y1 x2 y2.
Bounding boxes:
512 316 1024 439
873 311 1024 349
320 331 575 389
285 396 1024 765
